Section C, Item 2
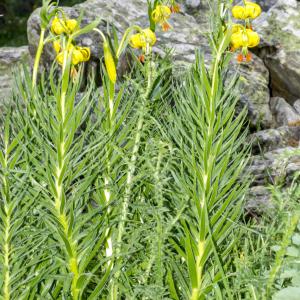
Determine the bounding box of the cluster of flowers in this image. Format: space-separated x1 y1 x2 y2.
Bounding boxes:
230 1 261 62
129 1 180 62
51 16 91 66
49 1 180 76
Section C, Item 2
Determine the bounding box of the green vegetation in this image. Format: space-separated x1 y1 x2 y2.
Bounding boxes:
0 0 299 299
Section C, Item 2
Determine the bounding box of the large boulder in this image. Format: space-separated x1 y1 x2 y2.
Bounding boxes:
0 46 30 103
27 0 209 66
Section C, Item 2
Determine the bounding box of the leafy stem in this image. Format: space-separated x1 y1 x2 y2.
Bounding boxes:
52 37 81 300
110 46 154 300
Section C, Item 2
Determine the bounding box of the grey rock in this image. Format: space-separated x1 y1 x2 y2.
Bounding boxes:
185 0 201 8
250 126 300 154
246 186 273 213
270 97 300 127
254 0 300 102
249 147 300 186
234 54 273 129
293 99 300 114
0 46 30 102
251 0 278 11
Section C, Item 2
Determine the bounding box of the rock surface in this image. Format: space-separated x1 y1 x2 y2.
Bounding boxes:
254 0 300 102
0 46 30 102
249 147 300 187
250 126 300 154
270 97 300 127
235 55 273 128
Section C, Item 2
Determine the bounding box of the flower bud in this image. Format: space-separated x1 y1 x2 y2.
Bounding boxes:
103 41 117 84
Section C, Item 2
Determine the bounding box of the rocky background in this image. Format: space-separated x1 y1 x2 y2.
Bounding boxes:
0 0 300 211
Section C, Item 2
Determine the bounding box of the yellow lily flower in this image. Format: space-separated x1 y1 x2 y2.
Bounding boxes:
231 28 260 50
71 49 84 65
79 47 91 62
51 16 79 35
232 1 261 20
230 28 260 62
245 1 261 19
152 5 172 31
56 45 91 66
51 16 67 35
66 19 78 33
130 28 156 50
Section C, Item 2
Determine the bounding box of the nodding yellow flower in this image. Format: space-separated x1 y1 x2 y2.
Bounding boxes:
231 28 260 50
230 28 260 62
246 29 260 47
103 41 117 83
66 19 78 33
53 40 61 54
232 1 261 20
51 16 79 35
80 47 91 62
245 1 261 19
71 49 84 65
56 45 91 66
139 28 156 48
51 16 67 35
129 28 156 50
152 5 172 31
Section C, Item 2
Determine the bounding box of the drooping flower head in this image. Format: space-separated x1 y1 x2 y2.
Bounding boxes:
152 5 172 31
130 28 157 50
55 44 90 66
232 1 261 20
230 26 260 62
51 16 78 35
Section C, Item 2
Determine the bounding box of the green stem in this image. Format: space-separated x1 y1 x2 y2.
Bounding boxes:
32 28 45 89
53 41 81 300
143 145 164 285
190 35 231 300
110 47 153 300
